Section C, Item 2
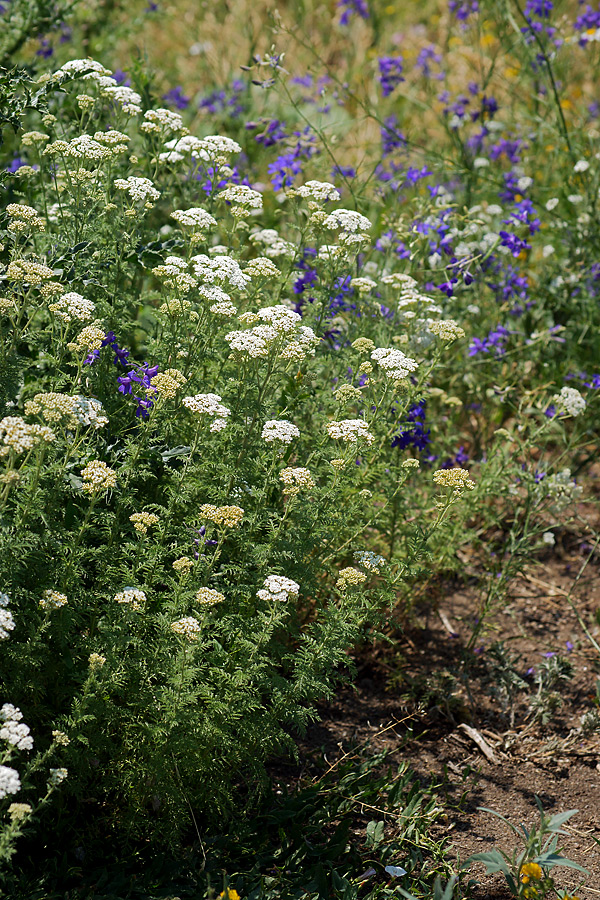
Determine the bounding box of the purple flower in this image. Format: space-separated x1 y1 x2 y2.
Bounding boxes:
378 56 404 98
338 0 369 25
499 230 530 257
449 0 479 20
162 86 190 110
381 115 407 156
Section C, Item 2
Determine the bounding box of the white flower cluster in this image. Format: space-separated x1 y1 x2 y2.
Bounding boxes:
102 84 142 115
544 468 583 511
553 386 586 417
182 393 231 432
141 108 184 134
114 176 160 203
48 291 95 323
40 590 68 610
354 551 386 573
250 229 296 259
261 420 300 444
257 575 300 603
322 208 371 245
53 59 142 114
294 180 340 203
327 419 374 444
48 767 68 787
114 588 147 610
72 396 109 429
218 184 263 213
226 305 318 361
0 705 33 751
429 319 465 342
0 416 55 458
45 134 113 161
5 260 54 284
0 593 15 641
371 347 418 380
0 766 21 799
171 616 201 641
196 587 225 606
171 208 217 230
279 467 315 495
243 257 280 279
81 460 117 494
191 254 250 291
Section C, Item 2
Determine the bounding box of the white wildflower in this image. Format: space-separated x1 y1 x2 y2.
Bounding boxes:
261 420 300 444
257 575 300 603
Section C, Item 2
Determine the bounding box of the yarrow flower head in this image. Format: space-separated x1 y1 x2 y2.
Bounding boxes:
182 393 231 432
113 588 146 610
371 347 419 380
48 291 95 323
172 556 194 573
199 504 244 527
171 616 201 641
0 593 15 641
552 386 586 417
0 417 55 458
196 587 225 606
433 467 476 493
0 705 33 750
81 460 116 494
354 551 386 572
171 207 218 231
261 420 300 444
429 319 466 342
327 418 374 444
279 467 315 495
257 575 300 603
0 766 21 799
114 176 160 203
336 567 367 589
129 512 159 534
40 590 68 610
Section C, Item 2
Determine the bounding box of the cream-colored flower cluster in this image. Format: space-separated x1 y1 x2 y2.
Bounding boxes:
67 325 106 356
432 467 475 493
141 108 184 134
322 208 371 246
113 588 146 610
552 386 586 417
5 260 54 284
191 253 250 291
262 420 300 444
114 176 160 203
6 203 45 233
199 504 244 527
351 277 377 295
88 652 106 671
40 590 68 610
149 369 187 399
219 185 263 218
429 319 465 342
171 207 217 231
327 419 374 445
257 575 300 603
182 393 231 432
129 512 159 535
250 228 296 259
226 305 318 362
354 551 386 573
48 291 95 323
279 467 315 495
293 180 340 203
152 258 197 293
196 587 225 606
336 567 367 589
371 347 419 380
351 337 376 353
25 393 108 430
81 460 116 494
243 257 280 279
334 384 364 404
0 417 55 458
172 556 194 573
171 616 201 641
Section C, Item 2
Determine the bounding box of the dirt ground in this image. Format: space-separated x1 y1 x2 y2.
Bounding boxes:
290 533 600 898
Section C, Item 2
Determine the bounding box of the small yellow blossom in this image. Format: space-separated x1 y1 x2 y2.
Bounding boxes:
199 504 244 527
8 803 32 822
519 862 543 884
336 567 367 590
129 512 159 535
172 556 194 573
432 468 475 493
81 460 116 494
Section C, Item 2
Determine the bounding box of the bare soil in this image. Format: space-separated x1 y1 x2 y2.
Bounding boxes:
286 533 600 898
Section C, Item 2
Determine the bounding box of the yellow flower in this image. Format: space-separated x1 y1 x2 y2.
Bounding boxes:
218 891 241 900
520 861 542 884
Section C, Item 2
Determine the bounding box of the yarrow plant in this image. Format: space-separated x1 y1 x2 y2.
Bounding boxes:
1 0 598 868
